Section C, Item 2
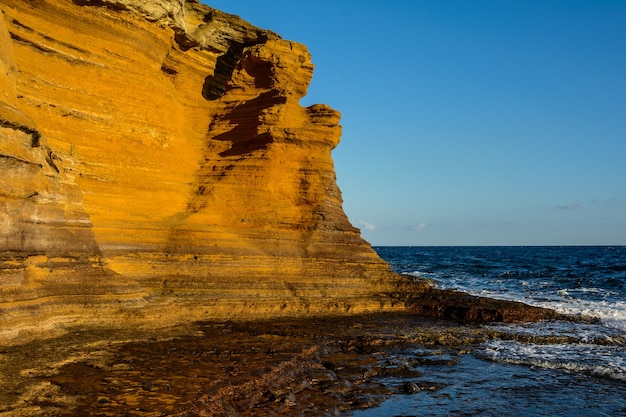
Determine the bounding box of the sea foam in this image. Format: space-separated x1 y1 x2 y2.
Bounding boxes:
480 340 626 382
408 270 626 333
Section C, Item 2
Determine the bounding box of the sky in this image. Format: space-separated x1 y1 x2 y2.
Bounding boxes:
205 0 626 246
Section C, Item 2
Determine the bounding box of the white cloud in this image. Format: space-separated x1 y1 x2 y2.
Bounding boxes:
411 222 427 232
358 220 376 231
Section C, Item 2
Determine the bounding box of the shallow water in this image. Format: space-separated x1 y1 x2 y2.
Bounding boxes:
349 246 626 417
347 350 626 417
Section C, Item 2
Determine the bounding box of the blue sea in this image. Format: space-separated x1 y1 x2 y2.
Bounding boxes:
347 246 626 417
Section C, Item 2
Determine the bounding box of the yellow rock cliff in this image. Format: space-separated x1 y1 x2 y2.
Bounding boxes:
0 0 406 344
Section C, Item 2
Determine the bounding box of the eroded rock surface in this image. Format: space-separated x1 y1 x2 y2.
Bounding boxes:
3 313 618 416
0 0 406 343
0 0 565 348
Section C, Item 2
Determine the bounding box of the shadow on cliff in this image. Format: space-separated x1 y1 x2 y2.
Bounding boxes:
161 88 289 244
202 39 271 101
210 90 286 157
70 0 129 11
202 44 244 100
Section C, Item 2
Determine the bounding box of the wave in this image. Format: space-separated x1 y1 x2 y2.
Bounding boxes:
476 288 626 333
545 298 626 333
492 290 625 333
479 340 626 382
407 270 626 333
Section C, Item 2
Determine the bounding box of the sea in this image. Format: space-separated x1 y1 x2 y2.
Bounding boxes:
346 246 626 417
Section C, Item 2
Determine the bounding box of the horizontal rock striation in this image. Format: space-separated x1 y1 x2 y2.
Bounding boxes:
0 0 405 343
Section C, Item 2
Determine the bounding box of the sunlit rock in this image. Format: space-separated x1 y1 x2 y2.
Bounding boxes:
0 0 403 344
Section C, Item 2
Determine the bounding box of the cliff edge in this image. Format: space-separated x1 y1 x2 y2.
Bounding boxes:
0 0 409 343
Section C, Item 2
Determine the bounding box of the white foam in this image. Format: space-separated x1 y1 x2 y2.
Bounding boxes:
536 298 626 333
481 340 626 382
424 275 626 333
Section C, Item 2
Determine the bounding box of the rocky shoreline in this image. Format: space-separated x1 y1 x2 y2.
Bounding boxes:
1 289 591 417
0 3 616 415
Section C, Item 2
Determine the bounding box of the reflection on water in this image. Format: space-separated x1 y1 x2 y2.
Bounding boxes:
346 348 626 417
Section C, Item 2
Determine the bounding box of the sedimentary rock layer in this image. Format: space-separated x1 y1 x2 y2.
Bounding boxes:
0 0 403 343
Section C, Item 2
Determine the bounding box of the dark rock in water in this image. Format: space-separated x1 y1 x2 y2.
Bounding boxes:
402 288 563 323
401 381 421 394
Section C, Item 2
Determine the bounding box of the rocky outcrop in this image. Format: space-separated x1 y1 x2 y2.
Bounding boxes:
0 0 404 343
402 289 563 323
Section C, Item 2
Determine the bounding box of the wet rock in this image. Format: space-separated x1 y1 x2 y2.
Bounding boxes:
400 381 421 394
5 312 607 416
403 288 563 323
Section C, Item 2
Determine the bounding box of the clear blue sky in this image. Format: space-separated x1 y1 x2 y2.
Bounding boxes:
206 0 626 246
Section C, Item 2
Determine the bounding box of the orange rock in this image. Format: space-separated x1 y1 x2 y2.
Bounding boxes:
0 0 406 344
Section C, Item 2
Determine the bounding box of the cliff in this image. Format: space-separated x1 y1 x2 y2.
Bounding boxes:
0 0 407 343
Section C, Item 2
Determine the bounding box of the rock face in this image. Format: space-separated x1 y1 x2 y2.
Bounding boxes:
0 0 403 343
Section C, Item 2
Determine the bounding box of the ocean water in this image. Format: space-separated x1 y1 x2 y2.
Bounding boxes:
347 246 626 417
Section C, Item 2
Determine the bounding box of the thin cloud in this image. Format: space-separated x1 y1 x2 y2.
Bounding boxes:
469 221 516 228
358 220 376 231
556 203 581 210
411 222 427 232
591 198 624 206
